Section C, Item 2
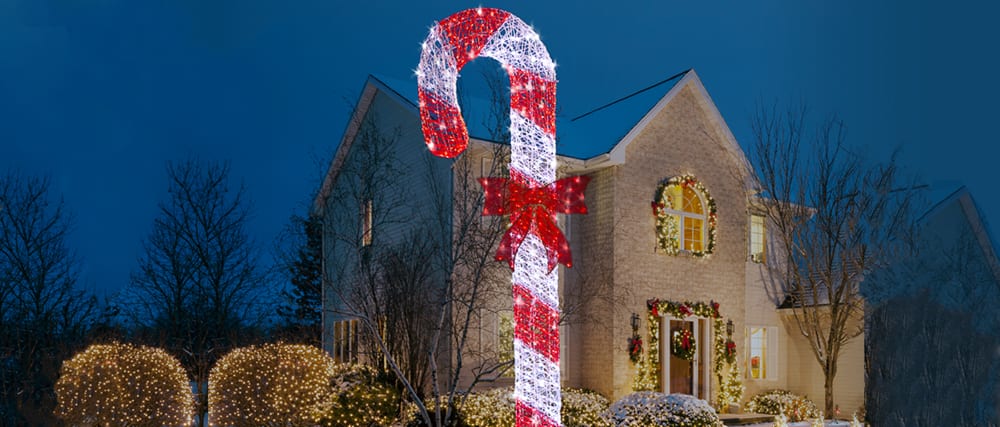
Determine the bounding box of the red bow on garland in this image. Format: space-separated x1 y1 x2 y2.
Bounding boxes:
479 171 591 272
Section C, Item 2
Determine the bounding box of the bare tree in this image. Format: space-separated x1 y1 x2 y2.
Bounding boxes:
865 220 1000 426
745 104 920 414
322 67 620 426
126 159 268 426
0 171 97 425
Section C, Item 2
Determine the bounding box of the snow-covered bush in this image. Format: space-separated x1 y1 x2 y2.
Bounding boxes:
602 391 723 427
744 389 819 422
55 342 194 426
321 363 401 427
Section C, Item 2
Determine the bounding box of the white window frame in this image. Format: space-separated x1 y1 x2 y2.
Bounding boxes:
662 187 709 253
749 214 766 263
746 325 778 381
660 317 713 399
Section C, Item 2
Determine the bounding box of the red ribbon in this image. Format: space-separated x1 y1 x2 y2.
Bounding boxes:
479 171 590 271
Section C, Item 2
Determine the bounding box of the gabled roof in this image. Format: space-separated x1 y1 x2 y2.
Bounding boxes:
920 186 1000 284
315 69 749 213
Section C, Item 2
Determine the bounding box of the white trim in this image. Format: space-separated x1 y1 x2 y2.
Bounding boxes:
661 317 712 399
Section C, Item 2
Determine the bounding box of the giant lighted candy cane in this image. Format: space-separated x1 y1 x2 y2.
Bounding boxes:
417 8 589 427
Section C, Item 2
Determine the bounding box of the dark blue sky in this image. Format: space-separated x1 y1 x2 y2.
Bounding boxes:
2 1 998 298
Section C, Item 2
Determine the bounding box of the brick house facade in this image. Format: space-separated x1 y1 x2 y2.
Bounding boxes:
315 69 865 413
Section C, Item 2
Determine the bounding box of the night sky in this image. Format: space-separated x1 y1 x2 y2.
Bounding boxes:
2 1 998 299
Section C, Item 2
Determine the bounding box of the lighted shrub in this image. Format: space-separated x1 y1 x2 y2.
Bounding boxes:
209 343 334 427
602 391 723 427
459 387 514 427
320 363 402 427
561 388 611 427
54 342 194 426
744 389 819 422
445 386 609 427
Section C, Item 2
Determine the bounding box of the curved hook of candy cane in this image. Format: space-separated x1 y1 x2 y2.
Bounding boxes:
416 7 557 161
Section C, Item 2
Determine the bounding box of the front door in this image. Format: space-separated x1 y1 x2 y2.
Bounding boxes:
661 318 707 398
668 320 694 394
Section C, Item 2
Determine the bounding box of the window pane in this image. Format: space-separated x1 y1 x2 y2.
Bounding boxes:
362 199 373 246
668 185 684 210
748 327 767 379
684 217 704 252
682 186 704 214
750 215 765 261
498 313 514 377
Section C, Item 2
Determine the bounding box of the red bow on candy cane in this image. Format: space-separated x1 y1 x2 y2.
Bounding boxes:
479 171 590 272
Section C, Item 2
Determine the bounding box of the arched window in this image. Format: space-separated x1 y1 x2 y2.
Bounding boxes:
652 175 717 256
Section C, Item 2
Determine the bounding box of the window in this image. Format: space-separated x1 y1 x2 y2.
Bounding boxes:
664 184 707 252
498 311 514 377
334 319 359 363
481 157 495 178
361 199 373 247
750 214 766 263
747 326 777 380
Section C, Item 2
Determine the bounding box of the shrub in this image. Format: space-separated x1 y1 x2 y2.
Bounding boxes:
320 363 402 427
459 387 514 427
744 389 819 422
455 386 610 427
54 342 194 426
602 391 723 427
404 395 462 427
209 343 334 427
561 388 612 427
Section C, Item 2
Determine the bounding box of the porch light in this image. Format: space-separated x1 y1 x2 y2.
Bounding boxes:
726 319 734 337
631 313 640 332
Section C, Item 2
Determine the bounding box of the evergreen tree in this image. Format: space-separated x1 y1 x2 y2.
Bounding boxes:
277 214 323 344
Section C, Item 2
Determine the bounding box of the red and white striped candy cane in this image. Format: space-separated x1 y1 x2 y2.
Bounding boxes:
417 8 589 427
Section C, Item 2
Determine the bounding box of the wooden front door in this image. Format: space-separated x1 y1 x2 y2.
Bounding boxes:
668 320 694 394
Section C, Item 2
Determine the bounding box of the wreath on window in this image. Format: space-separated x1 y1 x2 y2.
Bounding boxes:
650 175 717 256
671 329 697 361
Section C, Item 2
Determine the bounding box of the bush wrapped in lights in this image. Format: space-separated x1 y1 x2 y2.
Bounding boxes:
209 343 335 427
320 363 401 427
445 386 610 427
601 392 723 427
54 342 194 426
744 389 819 422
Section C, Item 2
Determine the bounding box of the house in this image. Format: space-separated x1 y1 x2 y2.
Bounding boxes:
313 69 866 414
863 187 1000 425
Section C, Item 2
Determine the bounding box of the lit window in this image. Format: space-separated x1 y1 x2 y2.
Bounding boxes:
750 215 765 263
664 184 706 252
362 199 373 247
747 326 777 380
498 312 514 377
